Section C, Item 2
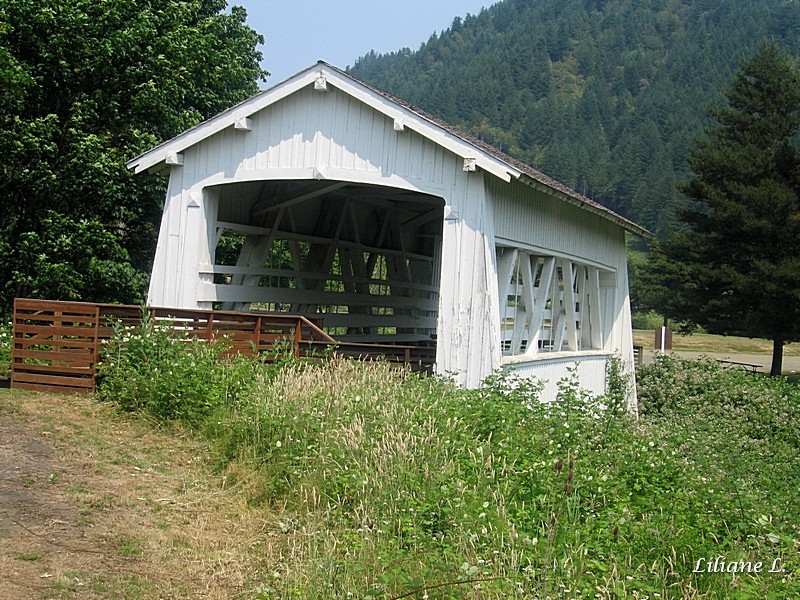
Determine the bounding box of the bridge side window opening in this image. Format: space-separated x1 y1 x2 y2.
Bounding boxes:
497 248 607 357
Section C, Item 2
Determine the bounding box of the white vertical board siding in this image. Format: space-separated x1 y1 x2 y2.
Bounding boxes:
436 169 501 387
165 85 452 188
197 189 219 310
488 176 637 407
148 150 217 309
148 168 186 307
605 252 638 410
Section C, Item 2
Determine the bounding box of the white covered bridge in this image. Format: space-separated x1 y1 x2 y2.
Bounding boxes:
127 62 648 404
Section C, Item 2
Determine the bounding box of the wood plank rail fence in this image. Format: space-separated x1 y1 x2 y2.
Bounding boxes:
11 298 436 394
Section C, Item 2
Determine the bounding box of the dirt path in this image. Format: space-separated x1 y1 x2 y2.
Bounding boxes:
0 389 280 599
0 407 128 599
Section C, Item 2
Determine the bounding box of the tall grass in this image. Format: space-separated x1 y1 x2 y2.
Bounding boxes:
97 325 800 599
204 359 518 596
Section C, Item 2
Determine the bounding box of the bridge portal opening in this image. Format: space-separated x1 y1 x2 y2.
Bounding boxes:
200 180 445 349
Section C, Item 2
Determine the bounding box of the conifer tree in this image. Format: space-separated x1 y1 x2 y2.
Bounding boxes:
652 44 800 375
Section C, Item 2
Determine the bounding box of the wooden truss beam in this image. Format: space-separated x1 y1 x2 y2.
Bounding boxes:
251 182 348 216
498 247 608 356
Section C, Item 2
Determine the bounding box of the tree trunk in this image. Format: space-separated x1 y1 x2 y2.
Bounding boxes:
770 337 784 377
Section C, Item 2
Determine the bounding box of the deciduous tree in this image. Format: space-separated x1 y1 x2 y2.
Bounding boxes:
0 0 266 313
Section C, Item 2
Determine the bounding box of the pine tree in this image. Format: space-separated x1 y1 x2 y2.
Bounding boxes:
654 44 800 375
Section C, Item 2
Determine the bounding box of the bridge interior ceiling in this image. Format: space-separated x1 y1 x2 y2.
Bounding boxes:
206 180 445 342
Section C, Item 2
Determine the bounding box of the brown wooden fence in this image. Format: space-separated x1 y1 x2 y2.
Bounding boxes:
11 298 436 394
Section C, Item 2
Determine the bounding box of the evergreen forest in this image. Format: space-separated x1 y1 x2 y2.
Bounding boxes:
348 0 800 236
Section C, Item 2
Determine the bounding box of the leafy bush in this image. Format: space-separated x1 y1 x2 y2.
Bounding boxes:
631 309 665 330
0 319 11 378
636 355 800 595
96 314 267 427
638 354 800 450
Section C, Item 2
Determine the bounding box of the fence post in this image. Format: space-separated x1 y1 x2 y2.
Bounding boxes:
254 315 262 355
205 313 213 342
91 305 100 392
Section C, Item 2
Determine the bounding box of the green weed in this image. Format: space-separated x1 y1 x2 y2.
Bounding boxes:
99 341 800 598
0 318 10 378
96 313 271 427
116 537 144 557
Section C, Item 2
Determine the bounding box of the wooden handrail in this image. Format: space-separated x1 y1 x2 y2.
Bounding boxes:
11 299 436 394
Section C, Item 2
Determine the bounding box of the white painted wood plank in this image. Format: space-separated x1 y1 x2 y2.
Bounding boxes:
520 254 537 347
198 284 439 311
561 259 579 351
318 313 437 329
575 264 589 349
251 181 347 215
496 247 517 323
525 256 555 357
198 264 440 293
587 266 604 349
216 220 435 263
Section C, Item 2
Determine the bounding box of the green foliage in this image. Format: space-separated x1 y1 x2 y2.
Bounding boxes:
213 231 247 267
96 314 265 427
350 0 800 236
651 43 800 374
628 245 683 328
630 310 663 330
637 354 800 597
98 337 800 598
11 211 147 303
0 0 267 312
635 238 696 326
0 319 10 378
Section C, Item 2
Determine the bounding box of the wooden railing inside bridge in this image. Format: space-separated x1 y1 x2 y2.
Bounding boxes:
11 298 436 394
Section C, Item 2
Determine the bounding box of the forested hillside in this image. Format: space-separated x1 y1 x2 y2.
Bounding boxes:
349 0 800 236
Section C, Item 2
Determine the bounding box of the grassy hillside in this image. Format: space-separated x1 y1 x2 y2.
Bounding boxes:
2 319 799 597
633 329 800 356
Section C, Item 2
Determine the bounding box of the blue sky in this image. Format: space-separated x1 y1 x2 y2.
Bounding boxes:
232 1 493 86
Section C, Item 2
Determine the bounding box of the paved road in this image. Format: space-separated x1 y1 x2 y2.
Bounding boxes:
639 348 800 375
